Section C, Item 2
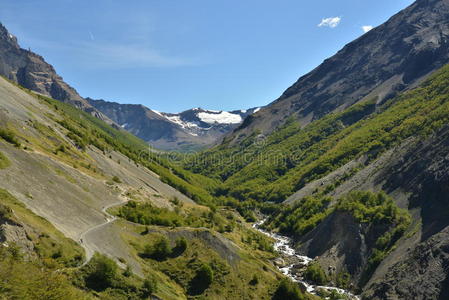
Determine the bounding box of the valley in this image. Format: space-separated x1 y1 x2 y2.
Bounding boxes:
1 0 449 299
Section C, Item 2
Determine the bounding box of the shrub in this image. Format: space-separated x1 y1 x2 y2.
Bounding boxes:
304 262 328 285
83 253 118 291
142 275 158 297
0 204 12 219
188 263 214 295
336 271 351 289
249 274 259 285
123 264 132 277
272 278 306 300
112 175 122 183
172 237 188 256
144 236 171 261
0 151 10 169
0 128 20 147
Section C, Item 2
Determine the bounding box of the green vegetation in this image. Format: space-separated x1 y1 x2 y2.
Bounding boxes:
74 253 156 299
272 278 307 300
188 263 214 295
120 221 282 299
316 288 350 300
304 262 328 285
142 235 188 261
0 189 89 299
112 175 122 183
336 191 411 281
266 195 331 238
0 189 84 268
183 64 449 204
0 127 21 147
0 151 10 169
31 92 218 206
268 191 410 285
335 271 351 289
143 235 172 260
117 200 236 231
82 253 118 290
0 244 87 300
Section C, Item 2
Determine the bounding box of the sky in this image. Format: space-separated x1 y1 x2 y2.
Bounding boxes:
0 0 414 113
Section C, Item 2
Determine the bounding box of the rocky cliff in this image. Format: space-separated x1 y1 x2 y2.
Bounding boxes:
0 23 110 122
230 0 449 142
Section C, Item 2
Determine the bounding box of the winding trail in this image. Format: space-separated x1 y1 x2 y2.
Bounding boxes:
78 199 125 266
253 219 360 299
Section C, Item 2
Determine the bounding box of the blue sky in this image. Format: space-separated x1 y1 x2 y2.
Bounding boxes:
1 0 414 113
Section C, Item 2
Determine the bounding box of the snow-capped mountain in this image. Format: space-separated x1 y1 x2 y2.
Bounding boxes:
86 98 261 151
159 107 261 137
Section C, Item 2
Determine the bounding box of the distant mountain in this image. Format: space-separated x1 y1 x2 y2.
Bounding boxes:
0 23 111 123
87 98 260 151
228 0 449 143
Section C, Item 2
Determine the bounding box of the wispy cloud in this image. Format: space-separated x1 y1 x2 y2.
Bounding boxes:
80 42 195 69
17 35 196 69
318 17 341 28
362 25 373 33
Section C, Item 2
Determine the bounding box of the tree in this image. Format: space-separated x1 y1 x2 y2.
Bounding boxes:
142 274 158 297
188 263 214 295
172 237 188 256
304 262 328 285
272 278 305 300
144 236 171 260
84 253 118 291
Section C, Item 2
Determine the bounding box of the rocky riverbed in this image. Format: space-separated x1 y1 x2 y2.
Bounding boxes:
253 220 360 299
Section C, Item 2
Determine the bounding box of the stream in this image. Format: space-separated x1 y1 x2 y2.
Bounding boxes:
253 220 360 299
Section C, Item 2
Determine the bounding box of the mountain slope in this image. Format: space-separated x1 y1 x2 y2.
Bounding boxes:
229 0 449 143
87 97 260 151
0 77 303 299
183 58 449 298
0 23 111 123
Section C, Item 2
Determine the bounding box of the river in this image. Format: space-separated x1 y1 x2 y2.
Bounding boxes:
253 219 360 299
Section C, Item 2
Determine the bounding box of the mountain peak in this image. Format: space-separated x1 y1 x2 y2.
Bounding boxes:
0 23 112 123
87 97 261 151
227 0 449 143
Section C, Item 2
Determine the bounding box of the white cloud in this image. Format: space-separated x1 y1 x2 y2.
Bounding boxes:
318 17 341 28
362 25 374 33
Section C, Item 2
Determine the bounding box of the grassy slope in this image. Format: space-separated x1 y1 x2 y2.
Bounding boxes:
0 151 9 169
0 77 217 206
0 188 90 299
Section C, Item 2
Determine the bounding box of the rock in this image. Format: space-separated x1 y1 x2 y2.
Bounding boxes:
0 23 111 123
274 257 286 267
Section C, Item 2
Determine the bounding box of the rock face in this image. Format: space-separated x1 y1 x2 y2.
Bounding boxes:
0 23 110 122
229 0 449 142
290 125 449 298
87 98 260 151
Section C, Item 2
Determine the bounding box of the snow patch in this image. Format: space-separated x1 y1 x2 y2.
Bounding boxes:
152 110 163 117
165 115 200 132
198 111 242 124
253 107 261 113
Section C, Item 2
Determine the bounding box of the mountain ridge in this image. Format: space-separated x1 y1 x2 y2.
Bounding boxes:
0 23 112 123
227 0 449 143
87 97 261 151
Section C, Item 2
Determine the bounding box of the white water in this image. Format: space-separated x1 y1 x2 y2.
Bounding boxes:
253 219 360 299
